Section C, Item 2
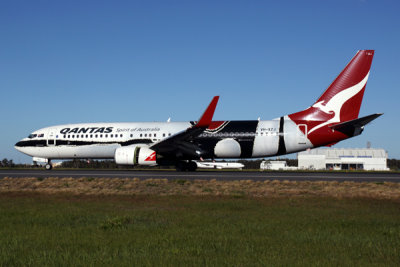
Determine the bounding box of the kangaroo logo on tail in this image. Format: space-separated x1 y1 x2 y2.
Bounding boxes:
308 72 370 134
288 50 376 147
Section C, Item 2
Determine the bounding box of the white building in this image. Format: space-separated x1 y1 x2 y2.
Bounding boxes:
298 148 389 171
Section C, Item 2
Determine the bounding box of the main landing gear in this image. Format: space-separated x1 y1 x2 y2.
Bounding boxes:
176 161 197 172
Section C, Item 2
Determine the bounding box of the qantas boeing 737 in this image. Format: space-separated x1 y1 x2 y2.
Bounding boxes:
15 50 381 171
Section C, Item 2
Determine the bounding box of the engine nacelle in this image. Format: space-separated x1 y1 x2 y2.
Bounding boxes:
214 138 241 158
114 145 157 166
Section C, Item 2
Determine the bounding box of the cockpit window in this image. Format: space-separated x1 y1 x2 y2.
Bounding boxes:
28 134 37 138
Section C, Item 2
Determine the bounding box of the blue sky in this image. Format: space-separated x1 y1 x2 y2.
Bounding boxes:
1 0 399 163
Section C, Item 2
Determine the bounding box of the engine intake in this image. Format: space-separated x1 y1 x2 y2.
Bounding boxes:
114 145 157 166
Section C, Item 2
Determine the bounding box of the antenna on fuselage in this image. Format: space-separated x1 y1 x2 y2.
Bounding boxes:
167 118 171 122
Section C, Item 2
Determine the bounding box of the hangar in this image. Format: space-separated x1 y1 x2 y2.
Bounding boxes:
298 148 389 171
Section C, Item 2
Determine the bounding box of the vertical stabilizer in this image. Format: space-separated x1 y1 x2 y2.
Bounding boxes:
289 50 374 132
288 50 374 146
314 50 374 122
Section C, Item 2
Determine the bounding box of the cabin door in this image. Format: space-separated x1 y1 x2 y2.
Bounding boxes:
47 129 56 146
298 124 307 145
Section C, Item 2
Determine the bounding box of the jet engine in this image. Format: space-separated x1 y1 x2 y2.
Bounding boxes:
214 138 241 158
114 145 157 166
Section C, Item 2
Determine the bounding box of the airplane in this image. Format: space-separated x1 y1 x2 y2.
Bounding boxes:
195 161 245 170
15 50 381 171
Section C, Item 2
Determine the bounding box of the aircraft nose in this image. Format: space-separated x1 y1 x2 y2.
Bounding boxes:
14 140 29 152
15 141 23 147
15 141 24 152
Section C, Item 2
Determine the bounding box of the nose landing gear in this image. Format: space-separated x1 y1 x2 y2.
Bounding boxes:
45 160 53 170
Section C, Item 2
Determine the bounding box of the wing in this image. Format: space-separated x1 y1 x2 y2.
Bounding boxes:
150 96 219 159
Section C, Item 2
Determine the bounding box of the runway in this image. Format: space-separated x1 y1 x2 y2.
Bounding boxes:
1 169 399 182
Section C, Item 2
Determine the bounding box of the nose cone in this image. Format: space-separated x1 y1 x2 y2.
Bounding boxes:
15 140 23 147
14 139 31 155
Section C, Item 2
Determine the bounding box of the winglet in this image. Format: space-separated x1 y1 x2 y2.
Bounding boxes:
195 96 219 128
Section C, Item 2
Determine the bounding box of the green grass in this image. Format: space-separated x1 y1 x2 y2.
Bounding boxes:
0 193 399 266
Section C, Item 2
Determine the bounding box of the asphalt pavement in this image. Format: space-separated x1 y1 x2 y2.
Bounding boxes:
0 169 399 182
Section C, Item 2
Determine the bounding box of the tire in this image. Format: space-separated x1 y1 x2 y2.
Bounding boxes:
45 163 53 170
175 162 187 172
187 161 197 172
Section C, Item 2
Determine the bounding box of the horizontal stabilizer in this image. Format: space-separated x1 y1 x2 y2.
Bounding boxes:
329 113 382 137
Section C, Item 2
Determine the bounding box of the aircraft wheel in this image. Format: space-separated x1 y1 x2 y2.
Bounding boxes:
187 161 197 172
45 163 53 170
175 162 187 172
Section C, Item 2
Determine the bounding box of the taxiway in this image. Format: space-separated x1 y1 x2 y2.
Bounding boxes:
0 169 399 182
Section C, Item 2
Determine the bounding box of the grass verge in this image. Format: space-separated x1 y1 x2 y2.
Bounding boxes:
1 177 400 200
0 193 400 266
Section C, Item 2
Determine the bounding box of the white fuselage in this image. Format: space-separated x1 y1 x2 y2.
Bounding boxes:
15 118 313 161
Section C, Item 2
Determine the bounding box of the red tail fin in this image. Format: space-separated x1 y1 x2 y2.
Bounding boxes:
288 50 374 146
315 50 374 122
289 50 374 129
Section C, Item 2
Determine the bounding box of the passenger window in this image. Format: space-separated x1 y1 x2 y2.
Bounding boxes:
149 134 152 137
140 134 142 137
105 134 108 138
163 133 165 137
154 134 157 137
86 135 88 138
120 134 123 137
95 135 98 138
